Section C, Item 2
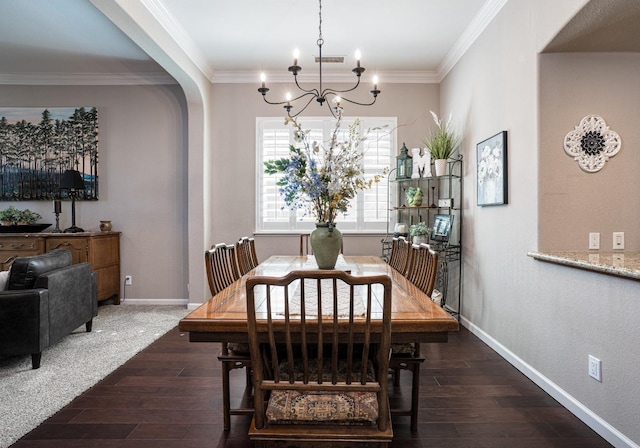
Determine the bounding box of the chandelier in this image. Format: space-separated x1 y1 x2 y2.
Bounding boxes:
258 0 380 118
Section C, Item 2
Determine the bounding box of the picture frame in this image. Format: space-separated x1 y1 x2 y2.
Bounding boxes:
0 107 99 201
477 131 507 206
431 214 453 242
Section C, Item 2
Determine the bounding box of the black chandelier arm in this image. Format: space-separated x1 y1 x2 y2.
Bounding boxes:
340 95 379 106
288 95 320 118
319 76 362 97
324 101 340 119
324 91 379 107
260 94 290 106
292 73 321 96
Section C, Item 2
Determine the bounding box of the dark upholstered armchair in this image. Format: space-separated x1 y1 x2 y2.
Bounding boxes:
0 249 97 369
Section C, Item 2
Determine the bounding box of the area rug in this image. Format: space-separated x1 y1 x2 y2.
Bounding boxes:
0 304 189 448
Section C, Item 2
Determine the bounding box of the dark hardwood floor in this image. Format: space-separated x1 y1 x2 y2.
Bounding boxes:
12 325 612 447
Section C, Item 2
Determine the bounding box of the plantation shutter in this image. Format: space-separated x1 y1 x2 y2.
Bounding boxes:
256 117 396 233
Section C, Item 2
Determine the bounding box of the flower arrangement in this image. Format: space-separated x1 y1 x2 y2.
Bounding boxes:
264 115 388 223
424 110 460 160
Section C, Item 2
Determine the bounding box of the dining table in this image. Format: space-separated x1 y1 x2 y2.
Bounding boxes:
178 254 459 344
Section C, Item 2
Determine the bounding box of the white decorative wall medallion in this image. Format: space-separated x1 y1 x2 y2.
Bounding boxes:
563 115 621 173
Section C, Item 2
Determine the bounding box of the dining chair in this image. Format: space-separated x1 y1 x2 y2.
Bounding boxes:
205 243 240 296
205 243 253 431
236 236 259 275
406 243 439 296
389 242 439 431
246 269 393 447
299 233 344 256
387 236 411 276
299 233 311 255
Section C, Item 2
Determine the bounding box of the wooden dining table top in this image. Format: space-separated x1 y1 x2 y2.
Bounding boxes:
178 255 459 344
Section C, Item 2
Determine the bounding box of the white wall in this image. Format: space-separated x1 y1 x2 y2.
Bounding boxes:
209 82 440 260
0 84 189 303
441 0 640 446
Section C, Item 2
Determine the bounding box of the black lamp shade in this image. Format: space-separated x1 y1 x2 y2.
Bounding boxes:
60 170 85 190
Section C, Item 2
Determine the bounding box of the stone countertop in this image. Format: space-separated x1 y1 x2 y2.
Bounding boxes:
527 251 640 281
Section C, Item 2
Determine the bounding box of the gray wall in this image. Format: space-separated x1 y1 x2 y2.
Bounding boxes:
0 84 189 303
539 52 640 251
441 0 640 445
209 82 440 259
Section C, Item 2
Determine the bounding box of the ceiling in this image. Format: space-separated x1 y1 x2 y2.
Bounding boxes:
2 0 632 87
0 0 504 85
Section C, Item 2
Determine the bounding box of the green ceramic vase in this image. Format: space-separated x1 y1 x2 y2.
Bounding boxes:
310 222 342 269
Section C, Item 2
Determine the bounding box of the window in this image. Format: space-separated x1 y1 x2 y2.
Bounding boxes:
256 116 396 233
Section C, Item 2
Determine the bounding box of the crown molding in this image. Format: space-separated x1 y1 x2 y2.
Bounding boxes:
139 0 215 81
212 70 439 84
437 0 508 81
0 72 177 85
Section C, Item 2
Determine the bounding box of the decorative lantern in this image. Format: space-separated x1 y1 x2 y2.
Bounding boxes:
396 142 413 179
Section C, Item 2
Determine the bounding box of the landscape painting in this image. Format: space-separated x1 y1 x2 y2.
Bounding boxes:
0 107 98 200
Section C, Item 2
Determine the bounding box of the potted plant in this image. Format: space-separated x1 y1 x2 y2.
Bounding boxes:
0 206 42 225
17 209 42 225
410 222 431 245
0 206 21 225
424 110 460 176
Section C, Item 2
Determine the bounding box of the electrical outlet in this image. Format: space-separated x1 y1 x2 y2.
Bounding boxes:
588 232 600 250
125 275 132 286
613 232 624 250
588 355 602 381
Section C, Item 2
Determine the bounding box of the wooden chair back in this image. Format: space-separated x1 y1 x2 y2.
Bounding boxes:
406 243 439 297
246 269 393 443
236 236 259 275
299 233 344 256
299 233 311 256
205 243 240 296
387 236 411 275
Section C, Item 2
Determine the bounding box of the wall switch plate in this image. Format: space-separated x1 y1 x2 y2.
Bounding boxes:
589 232 600 250
588 355 602 381
613 232 624 250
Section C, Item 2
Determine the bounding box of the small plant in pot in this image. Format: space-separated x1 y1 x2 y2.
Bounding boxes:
424 110 460 176
0 206 21 225
410 222 431 245
0 206 42 225
17 209 42 225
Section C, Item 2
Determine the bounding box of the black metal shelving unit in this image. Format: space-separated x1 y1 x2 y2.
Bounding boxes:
381 155 463 320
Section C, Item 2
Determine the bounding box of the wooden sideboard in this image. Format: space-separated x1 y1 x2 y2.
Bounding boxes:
0 231 121 304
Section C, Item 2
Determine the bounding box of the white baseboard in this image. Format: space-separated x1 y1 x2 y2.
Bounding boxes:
186 302 204 310
118 298 189 306
461 316 638 448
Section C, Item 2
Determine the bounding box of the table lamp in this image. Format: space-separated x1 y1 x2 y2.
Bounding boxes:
60 169 85 233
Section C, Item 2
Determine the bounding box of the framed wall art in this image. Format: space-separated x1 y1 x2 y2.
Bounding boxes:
431 214 453 242
0 107 98 201
477 131 507 206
